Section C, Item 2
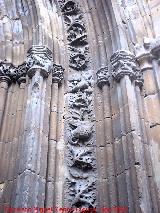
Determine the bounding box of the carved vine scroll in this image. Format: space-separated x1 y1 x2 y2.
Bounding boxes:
59 0 97 212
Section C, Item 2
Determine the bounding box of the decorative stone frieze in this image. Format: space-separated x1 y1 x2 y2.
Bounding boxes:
26 45 53 78
59 0 97 210
68 73 93 121
52 64 65 84
110 50 138 82
96 66 110 88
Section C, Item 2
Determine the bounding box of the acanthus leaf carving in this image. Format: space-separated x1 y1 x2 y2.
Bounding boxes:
13 62 27 84
66 178 97 211
110 50 138 82
67 146 96 178
26 45 53 78
0 60 16 82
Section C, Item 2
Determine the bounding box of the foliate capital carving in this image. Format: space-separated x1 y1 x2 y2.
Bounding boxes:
135 69 144 88
26 45 53 78
15 63 27 84
110 50 138 82
0 60 15 83
52 64 64 84
96 66 110 88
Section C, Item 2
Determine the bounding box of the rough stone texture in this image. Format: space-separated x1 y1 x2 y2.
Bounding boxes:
0 0 160 212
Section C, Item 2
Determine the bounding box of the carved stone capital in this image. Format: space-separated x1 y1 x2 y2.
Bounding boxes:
110 50 138 82
0 60 15 83
135 38 153 72
16 63 27 84
96 66 110 88
26 45 53 78
136 51 152 72
52 64 64 84
151 37 160 59
135 69 144 88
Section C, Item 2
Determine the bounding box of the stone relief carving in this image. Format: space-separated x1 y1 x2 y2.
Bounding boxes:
69 47 89 70
14 63 28 83
68 73 92 93
61 0 79 15
135 68 144 88
67 146 96 178
68 73 94 121
67 23 87 46
110 50 138 82
26 45 53 78
52 64 65 83
67 120 94 146
96 66 110 88
66 178 97 211
64 13 83 28
0 60 27 84
0 60 16 80
59 0 97 210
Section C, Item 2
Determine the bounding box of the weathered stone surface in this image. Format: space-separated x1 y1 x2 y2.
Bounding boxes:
0 0 160 212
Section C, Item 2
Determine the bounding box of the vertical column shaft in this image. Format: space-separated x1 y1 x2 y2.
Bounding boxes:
45 64 64 208
110 50 154 212
14 46 53 209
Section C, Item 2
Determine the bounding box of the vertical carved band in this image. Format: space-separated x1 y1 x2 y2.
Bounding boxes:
59 0 97 211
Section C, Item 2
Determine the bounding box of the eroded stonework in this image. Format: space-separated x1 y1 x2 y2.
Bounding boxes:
59 0 97 211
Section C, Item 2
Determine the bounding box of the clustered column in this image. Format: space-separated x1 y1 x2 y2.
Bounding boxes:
14 46 53 209
45 64 64 208
136 37 160 209
109 50 155 212
96 67 118 208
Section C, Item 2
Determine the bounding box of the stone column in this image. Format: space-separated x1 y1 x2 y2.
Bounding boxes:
0 62 13 132
12 63 27 180
96 67 118 208
45 64 64 208
110 50 153 212
151 37 160 91
136 45 160 211
14 46 53 209
0 62 13 207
